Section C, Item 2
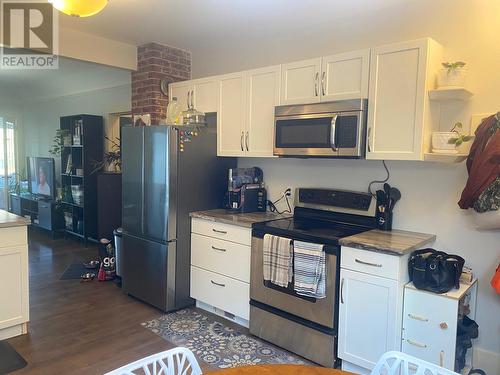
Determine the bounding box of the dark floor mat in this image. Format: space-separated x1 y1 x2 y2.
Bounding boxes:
60 263 91 280
0 341 27 374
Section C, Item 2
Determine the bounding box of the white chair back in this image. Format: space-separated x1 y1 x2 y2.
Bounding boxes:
370 351 460 375
104 347 202 375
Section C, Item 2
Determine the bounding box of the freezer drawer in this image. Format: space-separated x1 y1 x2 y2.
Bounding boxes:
122 233 171 310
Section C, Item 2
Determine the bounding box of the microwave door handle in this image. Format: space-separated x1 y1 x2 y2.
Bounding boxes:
330 114 338 151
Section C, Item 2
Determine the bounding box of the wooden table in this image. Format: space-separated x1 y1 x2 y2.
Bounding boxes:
208 365 354 375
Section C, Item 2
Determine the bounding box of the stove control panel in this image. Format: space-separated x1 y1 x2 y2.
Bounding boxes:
297 188 374 214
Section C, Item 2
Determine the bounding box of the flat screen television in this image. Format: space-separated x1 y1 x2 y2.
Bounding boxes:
27 157 55 199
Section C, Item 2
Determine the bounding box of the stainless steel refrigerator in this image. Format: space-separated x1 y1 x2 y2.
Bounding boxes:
121 114 236 311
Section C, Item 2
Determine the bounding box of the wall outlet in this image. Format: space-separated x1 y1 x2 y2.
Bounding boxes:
471 113 494 134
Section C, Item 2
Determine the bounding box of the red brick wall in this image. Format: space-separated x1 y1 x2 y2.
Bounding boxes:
132 43 191 125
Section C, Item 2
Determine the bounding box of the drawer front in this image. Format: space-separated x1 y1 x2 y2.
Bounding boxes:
402 288 456 369
191 218 251 246
191 233 250 283
38 202 52 230
341 246 400 280
0 227 28 248
190 266 250 320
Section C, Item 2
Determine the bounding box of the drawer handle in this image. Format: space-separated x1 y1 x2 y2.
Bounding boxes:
355 259 382 268
211 245 226 252
408 313 429 322
211 280 225 287
407 339 427 348
212 229 227 234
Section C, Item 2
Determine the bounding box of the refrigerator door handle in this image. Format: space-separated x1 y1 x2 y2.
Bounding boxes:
141 129 146 235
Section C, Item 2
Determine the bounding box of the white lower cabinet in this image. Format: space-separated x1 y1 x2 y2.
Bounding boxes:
190 218 251 322
338 246 408 373
0 226 29 340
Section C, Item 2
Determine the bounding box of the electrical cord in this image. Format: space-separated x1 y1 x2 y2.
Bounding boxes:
368 160 390 197
268 188 292 214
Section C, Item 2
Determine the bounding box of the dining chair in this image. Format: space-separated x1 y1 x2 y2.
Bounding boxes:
370 351 460 375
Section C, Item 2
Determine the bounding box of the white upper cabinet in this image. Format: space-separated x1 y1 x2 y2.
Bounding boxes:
281 51 370 105
281 58 322 105
217 72 246 157
322 49 370 101
245 65 280 157
170 77 219 114
366 39 443 160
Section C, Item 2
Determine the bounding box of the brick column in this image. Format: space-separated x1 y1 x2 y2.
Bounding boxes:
132 43 191 125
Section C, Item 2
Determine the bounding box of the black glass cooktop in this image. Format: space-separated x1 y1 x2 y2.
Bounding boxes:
253 216 372 246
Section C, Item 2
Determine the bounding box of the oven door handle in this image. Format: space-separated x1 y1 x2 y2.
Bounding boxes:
330 114 338 151
340 277 345 304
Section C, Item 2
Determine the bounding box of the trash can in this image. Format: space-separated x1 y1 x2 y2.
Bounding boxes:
113 228 123 277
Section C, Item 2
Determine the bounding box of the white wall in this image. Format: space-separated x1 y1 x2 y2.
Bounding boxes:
194 0 500 368
20 84 131 180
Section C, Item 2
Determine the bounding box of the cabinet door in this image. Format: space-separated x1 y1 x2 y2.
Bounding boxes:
321 49 370 101
281 58 321 105
0 245 29 330
366 40 428 160
245 65 280 157
193 77 218 113
338 268 398 370
217 72 246 156
169 81 193 112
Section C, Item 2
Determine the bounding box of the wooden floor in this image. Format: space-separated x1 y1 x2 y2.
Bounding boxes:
7 228 218 374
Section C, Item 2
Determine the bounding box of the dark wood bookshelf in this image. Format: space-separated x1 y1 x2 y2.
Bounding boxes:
60 114 103 245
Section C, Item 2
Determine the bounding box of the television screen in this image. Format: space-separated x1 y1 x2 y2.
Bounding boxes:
28 157 55 198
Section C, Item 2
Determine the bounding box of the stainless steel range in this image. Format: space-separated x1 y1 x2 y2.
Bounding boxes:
250 188 378 367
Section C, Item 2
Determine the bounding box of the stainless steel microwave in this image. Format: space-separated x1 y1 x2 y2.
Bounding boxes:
274 99 367 158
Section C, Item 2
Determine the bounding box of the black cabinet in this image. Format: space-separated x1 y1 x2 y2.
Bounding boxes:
9 193 63 237
97 172 122 240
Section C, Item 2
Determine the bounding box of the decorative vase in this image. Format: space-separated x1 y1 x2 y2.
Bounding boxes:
437 67 467 88
432 132 458 153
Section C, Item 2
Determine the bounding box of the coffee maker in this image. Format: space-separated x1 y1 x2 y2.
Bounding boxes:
224 167 267 213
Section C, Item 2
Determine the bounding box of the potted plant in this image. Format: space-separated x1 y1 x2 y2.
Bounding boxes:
91 136 121 174
432 122 473 154
437 61 467 88
49 129 71 156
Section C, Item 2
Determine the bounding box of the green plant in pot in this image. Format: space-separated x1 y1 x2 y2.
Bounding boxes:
437 61 467 88
432 122 473 154
91 136 121 174
49 129 71 156
448 122 473 147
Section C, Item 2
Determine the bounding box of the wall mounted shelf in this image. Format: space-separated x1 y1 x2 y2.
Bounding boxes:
428 87 473 101
424 152 468 163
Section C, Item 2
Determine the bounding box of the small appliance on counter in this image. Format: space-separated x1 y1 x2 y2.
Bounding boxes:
224 167 267 213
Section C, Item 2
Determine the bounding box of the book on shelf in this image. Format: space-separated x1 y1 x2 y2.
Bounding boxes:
65 154 72 174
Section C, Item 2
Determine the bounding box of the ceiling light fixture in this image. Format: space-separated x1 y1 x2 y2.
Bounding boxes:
49 0 108 17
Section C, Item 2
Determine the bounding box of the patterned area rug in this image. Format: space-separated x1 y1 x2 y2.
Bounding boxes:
142 308 308 369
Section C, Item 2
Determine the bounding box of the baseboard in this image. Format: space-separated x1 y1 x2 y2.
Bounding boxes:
473 347 500 375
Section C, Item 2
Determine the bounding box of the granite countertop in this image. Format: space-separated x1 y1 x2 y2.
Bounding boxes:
0 209 31 228
339 229 436 256
190 209 288 228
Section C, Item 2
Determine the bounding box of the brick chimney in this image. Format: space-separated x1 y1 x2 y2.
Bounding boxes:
132 43 191 124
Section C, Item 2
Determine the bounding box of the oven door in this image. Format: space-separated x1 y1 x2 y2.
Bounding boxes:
250 232 339 329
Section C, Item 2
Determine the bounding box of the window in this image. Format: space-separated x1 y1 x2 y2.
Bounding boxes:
0 117 17 210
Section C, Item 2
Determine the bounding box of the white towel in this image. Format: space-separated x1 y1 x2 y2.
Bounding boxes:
263 234 293 288
293 240 326 298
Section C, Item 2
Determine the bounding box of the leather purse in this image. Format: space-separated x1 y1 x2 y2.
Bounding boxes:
408 248 465 294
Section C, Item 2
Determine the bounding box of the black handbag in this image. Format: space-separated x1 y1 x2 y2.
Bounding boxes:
408 248 465 294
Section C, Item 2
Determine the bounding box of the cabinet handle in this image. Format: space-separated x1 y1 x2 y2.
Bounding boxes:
321 71 326 96
212 229 227 234
211 280 226 287
340 278 345 304
245 131 249 151
240 131 244 151
440 351 445 367
211 245 227 252
367 127 372 153
314 72 319 96
190 90 195 108
407 339 427 348
408 313 429 322
355 258 382 268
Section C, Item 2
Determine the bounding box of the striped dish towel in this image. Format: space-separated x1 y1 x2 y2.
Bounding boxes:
263 234 293 288
293 240 326 298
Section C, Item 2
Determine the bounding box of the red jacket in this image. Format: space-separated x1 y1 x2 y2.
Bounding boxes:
458 114 500 209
